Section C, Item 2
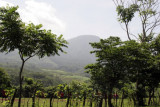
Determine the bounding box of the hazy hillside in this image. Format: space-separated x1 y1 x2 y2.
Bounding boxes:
0 35 100 73
52 35 100 72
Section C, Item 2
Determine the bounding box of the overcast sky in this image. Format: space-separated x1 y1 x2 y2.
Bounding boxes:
0 0 142 40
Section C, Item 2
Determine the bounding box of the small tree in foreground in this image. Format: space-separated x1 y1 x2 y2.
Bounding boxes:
0 6 68 107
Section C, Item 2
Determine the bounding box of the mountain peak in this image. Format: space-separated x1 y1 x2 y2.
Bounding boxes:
69 35 100 41
53 35 100 72
0 35 100 73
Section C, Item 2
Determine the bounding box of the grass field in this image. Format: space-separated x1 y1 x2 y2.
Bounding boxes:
1 98 160 107
0 98 66 107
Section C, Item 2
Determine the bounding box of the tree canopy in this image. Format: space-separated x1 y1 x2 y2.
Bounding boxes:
85 35 160 106
114 0 160 42
0 6 68 107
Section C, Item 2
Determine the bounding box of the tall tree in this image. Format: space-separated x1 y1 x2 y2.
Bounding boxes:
113 0 160 105
121 40 153 106
147 34 160 105
0 6 67 107
86 36 160 106
85 37 127 107
114 0 160 42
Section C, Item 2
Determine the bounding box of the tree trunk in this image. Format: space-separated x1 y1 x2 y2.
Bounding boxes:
83 92 86 107
66 89 70 107
18 61 25 107
95 89 99 107
108 89 113 107
76 98 78 107
66 97 70 107
104 93 107 107
121 90 124 107
32 91 36 107
152 89 155 105
136 87 145 106
116 91 118 107
136 71 145 106
32 96 35 107
125 22 131 40
50 96 53 107
148 89 153 105
132 94 136 106
142 22 147 42
99 97 103 107
89 97 93 107
10 89 17 107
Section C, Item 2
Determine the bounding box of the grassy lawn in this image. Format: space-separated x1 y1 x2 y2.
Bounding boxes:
0 98 66 107
0 98 160 107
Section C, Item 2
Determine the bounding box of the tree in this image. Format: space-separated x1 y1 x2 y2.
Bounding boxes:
0 6 68 107
86 36 160 106
114 0 160 42
147 34 160 105
80 83 88 107
85 37 127 107
24 78 43 107
46 86 56 107
64 84 71 107
85 63 105 107
113 0 160 105
121 40 153 106
69 81 82 107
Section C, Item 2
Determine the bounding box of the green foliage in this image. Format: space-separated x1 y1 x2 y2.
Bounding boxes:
0 6 68 59
116 4 138 23
46 86 56 97
86 37 126 92
116 0 160 42
24 77 43 97
0 68 11 89
0 6 67 106
24 23 68 59
2 66 88 87
0 6 25 53
86 35 160 106
151 34 160 54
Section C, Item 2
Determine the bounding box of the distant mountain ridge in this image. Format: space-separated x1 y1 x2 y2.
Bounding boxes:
53 35 100 72
0 35 100 73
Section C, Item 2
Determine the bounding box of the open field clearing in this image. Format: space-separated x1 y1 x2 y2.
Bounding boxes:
0 98 160 107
